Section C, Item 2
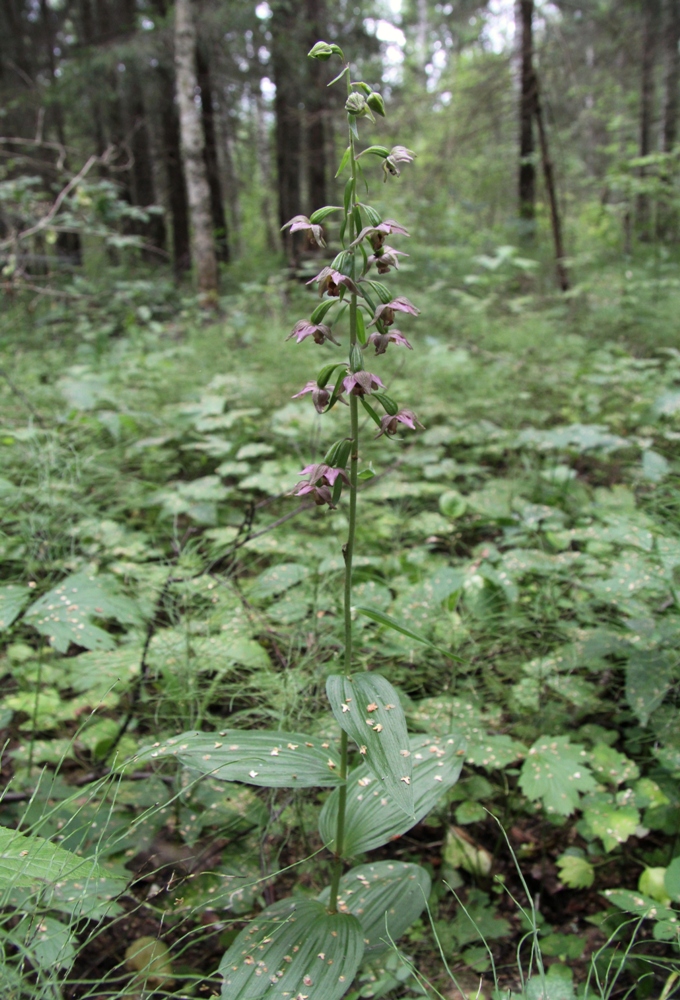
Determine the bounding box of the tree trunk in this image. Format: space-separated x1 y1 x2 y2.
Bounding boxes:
534 76 569 291
637 0 661 239
305 0 329 216
271 0 303 264
40 0 83 266
174 0 218 299
157 63 191 276
196 44 229 264
662 0 679 153
128 68 167 257
517 0 536 235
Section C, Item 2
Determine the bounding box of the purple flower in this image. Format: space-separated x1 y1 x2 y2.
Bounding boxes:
292 380 331 413
368 246 409 274
307 267 359 298
365 330 413 355
281 214 326 248
369 297 420 328
350 219 410 250
293 463 350 508
383 146 417 181
342 371 385 396
375 409 424 438
287 320 340 346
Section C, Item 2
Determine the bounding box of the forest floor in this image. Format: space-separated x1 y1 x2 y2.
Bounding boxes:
1 248 680 999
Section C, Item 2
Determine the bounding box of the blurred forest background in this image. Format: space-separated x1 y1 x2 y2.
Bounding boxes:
3 2 680 998
1 0 679 291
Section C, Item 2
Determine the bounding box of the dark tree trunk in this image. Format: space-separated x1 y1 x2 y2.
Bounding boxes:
271 0 303 264
128 68 167 256
305 0 328 216
157 63 191 275
637 0 661 239
517 0 536 234
40 0 83 266
196 44 229 264
662 0 679 153
533 75 569 291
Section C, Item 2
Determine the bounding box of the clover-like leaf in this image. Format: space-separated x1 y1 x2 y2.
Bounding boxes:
219 897 363 1000
146 730 343 788
320 733 465 856
327 673 413 815
518 737 596 816
317 861 430 953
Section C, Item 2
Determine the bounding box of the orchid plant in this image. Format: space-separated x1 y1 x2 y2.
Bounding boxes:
147 43 466 999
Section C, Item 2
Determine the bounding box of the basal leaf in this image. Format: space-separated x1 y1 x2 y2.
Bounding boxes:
581 792 640 852
602 888 665 918
556 852 595 889
0 826 126 891
219 897 363 1000
518 737 596 816
0 584 31 629
320 733 465 856
625 650 675 726
317 861 430 953
587 743 639 786
148 730 343 788
327 673 413 816
24 571 141 653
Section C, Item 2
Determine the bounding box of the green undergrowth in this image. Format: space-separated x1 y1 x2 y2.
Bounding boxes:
1 252 680 998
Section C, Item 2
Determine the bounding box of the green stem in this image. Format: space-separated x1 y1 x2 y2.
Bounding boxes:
329 70 360 914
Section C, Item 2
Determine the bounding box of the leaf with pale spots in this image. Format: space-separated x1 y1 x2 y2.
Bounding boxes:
218 897 363 1000
518 737 596 816
144 730 343 788
317 861 430 953
319 733 465 856
0 827 126 891
327 673 413 816
625 650 675 727
23 571 142 653
602 888 665 918
581 792 640 852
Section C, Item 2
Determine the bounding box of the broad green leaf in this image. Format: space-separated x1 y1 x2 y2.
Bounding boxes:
439 490 467 519
587 743 639 786
249 563 309 600
602 888 666 918
408 695 524 770
639 867 671 905
320 733 465 856
525 966 576 1000
626 650 675 726
24 571 141 653
21 915 76 971
317 861 430 953
219 897 364 1000
518 737 596 816
665 856 680 902
556 852 595 889
0 826 126 890
150 730 343 788
641 449 669 481
581 792 640 852
327 673 413 815
0 584 31 628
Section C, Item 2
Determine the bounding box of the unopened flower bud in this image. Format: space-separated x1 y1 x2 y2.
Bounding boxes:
345 93 368 116
366 92 386 117
308 40 343 61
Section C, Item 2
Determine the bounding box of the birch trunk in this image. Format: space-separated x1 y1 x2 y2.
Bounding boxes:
174 0 218 298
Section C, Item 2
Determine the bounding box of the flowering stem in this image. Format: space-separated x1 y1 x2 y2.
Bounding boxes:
328 68 360 914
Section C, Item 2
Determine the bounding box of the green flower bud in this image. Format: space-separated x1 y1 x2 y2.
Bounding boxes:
345 92 368 116
308 40 344 61
366 92 386 117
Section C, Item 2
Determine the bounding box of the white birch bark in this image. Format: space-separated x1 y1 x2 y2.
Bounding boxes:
174 0 218 298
